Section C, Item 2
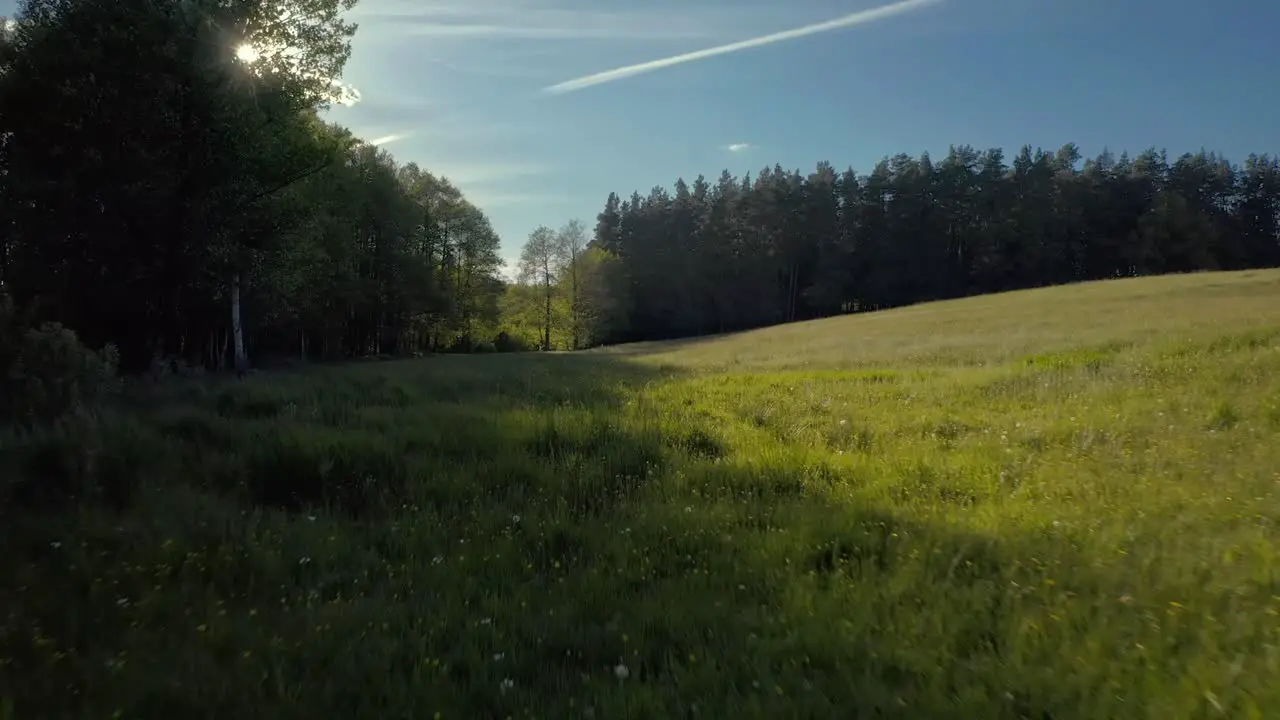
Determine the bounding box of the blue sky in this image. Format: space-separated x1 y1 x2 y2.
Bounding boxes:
5 0 1279 272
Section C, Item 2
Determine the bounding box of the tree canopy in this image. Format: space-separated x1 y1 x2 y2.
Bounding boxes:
0 0 505 373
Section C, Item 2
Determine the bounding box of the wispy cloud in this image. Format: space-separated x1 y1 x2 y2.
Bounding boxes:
401 23 704 40
419 55 554 79
346 0 544 20
726 143 752 153
465 190 577 209
334 108 536 155
354 1 716 41
429 161 549 186
368 132 410 146
544 0 944 95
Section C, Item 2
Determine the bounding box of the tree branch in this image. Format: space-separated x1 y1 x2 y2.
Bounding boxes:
251 156 335 203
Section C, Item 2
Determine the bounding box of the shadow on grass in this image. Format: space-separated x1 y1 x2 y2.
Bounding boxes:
2 352 677 517
0 352 1261 719
569 462 1243 719
0 351 696 716
434 465 1175 719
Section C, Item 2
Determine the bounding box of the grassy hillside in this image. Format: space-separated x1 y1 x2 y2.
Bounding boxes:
4 269 1280 719
603 268 1280 370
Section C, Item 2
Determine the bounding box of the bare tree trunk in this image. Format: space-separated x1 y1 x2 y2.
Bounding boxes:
231 272 248 374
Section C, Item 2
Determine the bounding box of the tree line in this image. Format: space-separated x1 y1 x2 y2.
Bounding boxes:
0 0 505 378
6 1 1279 377
515 144 1280 347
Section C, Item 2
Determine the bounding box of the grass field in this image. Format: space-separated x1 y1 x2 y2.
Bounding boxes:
4 269 1280 719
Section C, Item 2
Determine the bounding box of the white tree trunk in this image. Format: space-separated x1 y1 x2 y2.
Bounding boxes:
231 271 248 373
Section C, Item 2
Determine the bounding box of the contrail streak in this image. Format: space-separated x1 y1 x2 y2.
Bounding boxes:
368 133 409 146
544 0 944 95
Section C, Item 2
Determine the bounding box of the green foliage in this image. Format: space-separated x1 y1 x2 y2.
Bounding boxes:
2 272 1279 717
0 296 119 426
499 243 628 350
0 0 503 373
493 331 533 353
572 146 1280 346
575 246 629 348
498 280 571 350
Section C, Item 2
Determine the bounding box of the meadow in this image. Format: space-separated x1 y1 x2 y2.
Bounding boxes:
3 269 1280 719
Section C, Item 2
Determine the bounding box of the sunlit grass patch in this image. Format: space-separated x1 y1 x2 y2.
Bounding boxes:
1020 343 1126 372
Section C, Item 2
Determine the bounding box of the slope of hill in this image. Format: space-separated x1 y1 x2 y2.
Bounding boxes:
605 268 1280 370
3 270 1279 719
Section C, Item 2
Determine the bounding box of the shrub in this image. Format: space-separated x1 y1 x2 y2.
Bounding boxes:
494 331 533 353
1 295 120 426
472 340 497 354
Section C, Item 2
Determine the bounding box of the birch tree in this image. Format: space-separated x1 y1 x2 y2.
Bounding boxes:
555 219 587 350
517 226 559 351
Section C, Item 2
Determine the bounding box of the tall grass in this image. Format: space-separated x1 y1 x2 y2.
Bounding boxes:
3 269 1280 718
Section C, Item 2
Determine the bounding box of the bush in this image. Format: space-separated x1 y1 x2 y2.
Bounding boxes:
494 331 533 353
1 295 120 426
472 340 497 354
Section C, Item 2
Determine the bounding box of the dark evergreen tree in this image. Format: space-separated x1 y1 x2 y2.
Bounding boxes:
574 142 1280 346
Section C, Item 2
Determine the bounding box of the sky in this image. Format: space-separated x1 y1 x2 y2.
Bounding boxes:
5 0 1279 273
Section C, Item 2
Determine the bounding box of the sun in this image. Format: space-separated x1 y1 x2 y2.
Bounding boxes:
235 44 260 63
